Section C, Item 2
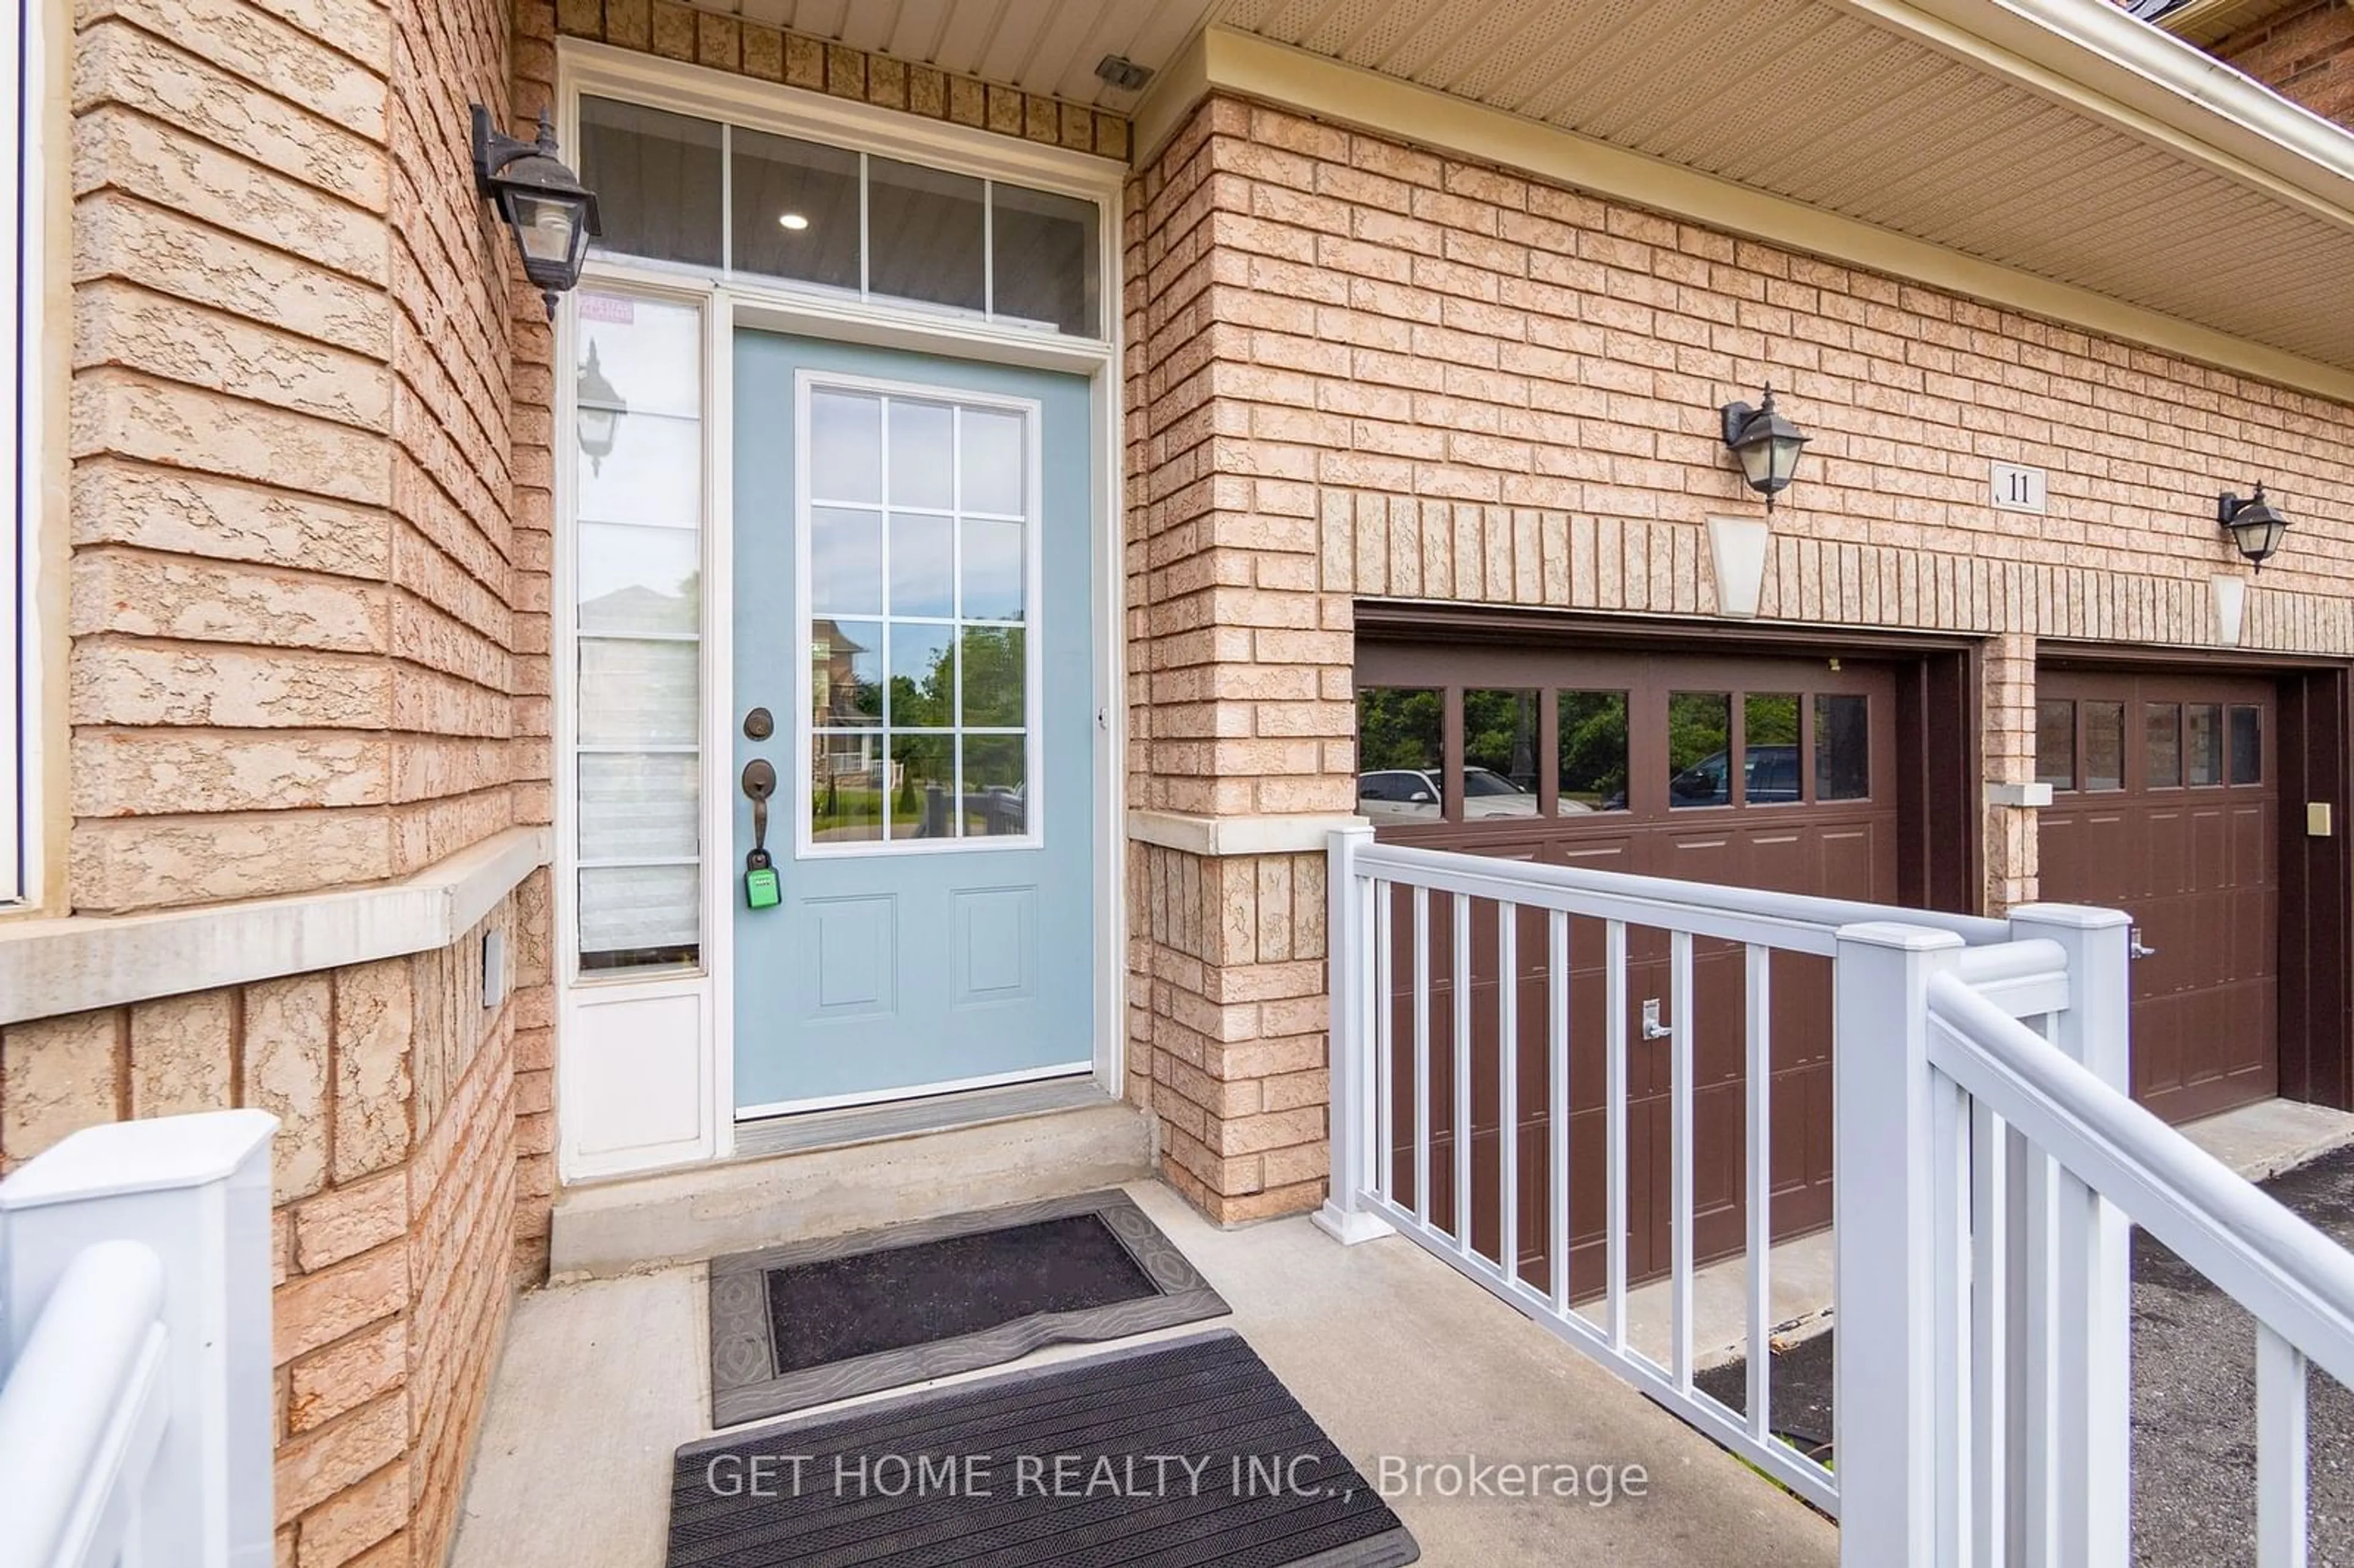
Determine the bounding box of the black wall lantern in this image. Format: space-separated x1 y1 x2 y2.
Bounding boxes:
1719 382 1811 512
471 105 600 318
576 341 626 476
2219 482 2291 571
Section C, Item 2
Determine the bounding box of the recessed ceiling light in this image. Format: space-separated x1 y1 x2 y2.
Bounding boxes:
779 212 809 230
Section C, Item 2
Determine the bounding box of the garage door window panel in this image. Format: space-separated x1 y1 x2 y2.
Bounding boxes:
2084 702 2126 793
1358 687 1444 820
1558 691 1629 813
2036 699 2076 790
1743 694 1800 805
2188 704 2223 786
1669 692 1734 808
1814 694 1870 802
2231 706 2263 785
1463 688 1541 818
2146 705 2182 788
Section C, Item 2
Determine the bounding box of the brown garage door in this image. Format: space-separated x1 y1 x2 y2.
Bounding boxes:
2035 671 2279 1123
1357 644 1900 1293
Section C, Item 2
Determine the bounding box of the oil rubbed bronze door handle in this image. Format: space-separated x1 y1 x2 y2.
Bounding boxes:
742 758 780 909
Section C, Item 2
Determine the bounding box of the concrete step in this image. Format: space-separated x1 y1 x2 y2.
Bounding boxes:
547 1079 1154 1281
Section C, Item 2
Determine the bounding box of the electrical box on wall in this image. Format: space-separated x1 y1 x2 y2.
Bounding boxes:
482 927 508 1010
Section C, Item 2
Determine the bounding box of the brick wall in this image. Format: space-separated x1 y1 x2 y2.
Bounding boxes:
2220 1 2354 126
547 0 1130 161
1123 91 2354 1219
0 890 535 1568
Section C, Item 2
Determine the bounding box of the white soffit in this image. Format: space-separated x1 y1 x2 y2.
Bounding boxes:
693 0 1226 108
1211 0 2354 376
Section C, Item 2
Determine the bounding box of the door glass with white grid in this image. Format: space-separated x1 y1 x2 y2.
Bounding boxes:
733 333 1095 1114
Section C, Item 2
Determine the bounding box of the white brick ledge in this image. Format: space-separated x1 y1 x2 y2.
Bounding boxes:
0 826 552 1026
1126 810 1366 857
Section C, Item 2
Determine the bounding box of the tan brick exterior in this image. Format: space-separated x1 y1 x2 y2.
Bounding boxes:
1122 92 2354 1220
549 0 1132 162
0 889 538 1568
2220 1 2354 127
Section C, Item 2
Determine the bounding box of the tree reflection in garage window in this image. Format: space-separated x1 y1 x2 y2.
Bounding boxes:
2083 701 2125 792
1668 692 1732 807
2187 704 2223 786
1462 689 1539 816
1815 695 1871 801
1744 694 1800 804
1356 687 1444 820
1558 691 1629 812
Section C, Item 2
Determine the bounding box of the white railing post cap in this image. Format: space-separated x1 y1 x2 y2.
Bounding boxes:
2005 902 2135 931
1833 919 1969 954
0 1109 279 1211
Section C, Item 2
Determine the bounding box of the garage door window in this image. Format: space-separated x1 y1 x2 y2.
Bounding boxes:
2146 706 2182 788
2084 701 2125 792
2036 699 2076 790
1357 687 1442 819
2231 706 2263 785
1558 691 1629 812
1668 692 1733 807
1464 688 1539 803
1815 695 1870 801
1743 695 1799 805
2187 704 2223 786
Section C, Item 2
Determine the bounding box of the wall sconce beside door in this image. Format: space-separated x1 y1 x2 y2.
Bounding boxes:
471 105 601 318
1720 383 1810 512
2218 482 2290 571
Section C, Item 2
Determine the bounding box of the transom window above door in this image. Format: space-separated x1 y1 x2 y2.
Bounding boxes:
801 380 1038 851
577 96 1103 338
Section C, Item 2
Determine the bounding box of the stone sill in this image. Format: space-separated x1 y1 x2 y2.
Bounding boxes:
1127 810 1366 857
0 826 551 1026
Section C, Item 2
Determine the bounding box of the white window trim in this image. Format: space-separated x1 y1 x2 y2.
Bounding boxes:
550 41 1129 1182
792 368 1046 860
2 0 47 910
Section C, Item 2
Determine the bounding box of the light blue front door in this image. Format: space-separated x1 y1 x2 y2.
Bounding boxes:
731 331 1096 1113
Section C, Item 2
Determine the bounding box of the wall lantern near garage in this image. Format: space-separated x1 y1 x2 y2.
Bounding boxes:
2218 482 2291 571
1719 383 1811 512
470 105 601 318
576 341 626 476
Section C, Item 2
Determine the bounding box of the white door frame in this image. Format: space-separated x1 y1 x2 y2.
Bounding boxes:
552 41 1128 1181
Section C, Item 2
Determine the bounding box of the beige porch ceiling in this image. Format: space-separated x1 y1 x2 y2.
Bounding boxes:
682 0 1225 107
1206 0 2354 373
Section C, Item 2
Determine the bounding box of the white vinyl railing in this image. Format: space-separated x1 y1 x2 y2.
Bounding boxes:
1320 824 2353 1566
0 1110 277 1568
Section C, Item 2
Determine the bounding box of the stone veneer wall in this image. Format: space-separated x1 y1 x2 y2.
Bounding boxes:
1122 91 2354 1221
2220 1 2354 127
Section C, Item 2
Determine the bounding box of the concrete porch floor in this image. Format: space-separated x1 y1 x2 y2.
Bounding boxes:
451 1178 1837 1567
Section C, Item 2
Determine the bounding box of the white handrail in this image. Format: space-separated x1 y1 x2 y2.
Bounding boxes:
0 1241 171 1568
1355 839 2011 954
1928 970 2354 1388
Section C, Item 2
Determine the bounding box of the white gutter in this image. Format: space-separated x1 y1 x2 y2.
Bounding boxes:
1877 0 2354 215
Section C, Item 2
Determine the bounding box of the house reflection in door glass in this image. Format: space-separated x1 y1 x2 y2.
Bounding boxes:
2084 702 2125 791
2036 700 2076 790
2146 704 2182 788
1816 695 1870 801
1461 689 1541 817
1668 693 1732 807
1357 687 1443 821
813 731 887 841
1558 691 1628 811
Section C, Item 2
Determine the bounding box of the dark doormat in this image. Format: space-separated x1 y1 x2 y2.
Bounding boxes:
708 1190 1230 1426
671 1330 1420 1567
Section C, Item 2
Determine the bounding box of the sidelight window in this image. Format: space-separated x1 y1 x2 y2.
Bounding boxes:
572 290 708 973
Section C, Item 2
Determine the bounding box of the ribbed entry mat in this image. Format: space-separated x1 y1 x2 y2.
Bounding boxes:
670 1331 1419 1567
